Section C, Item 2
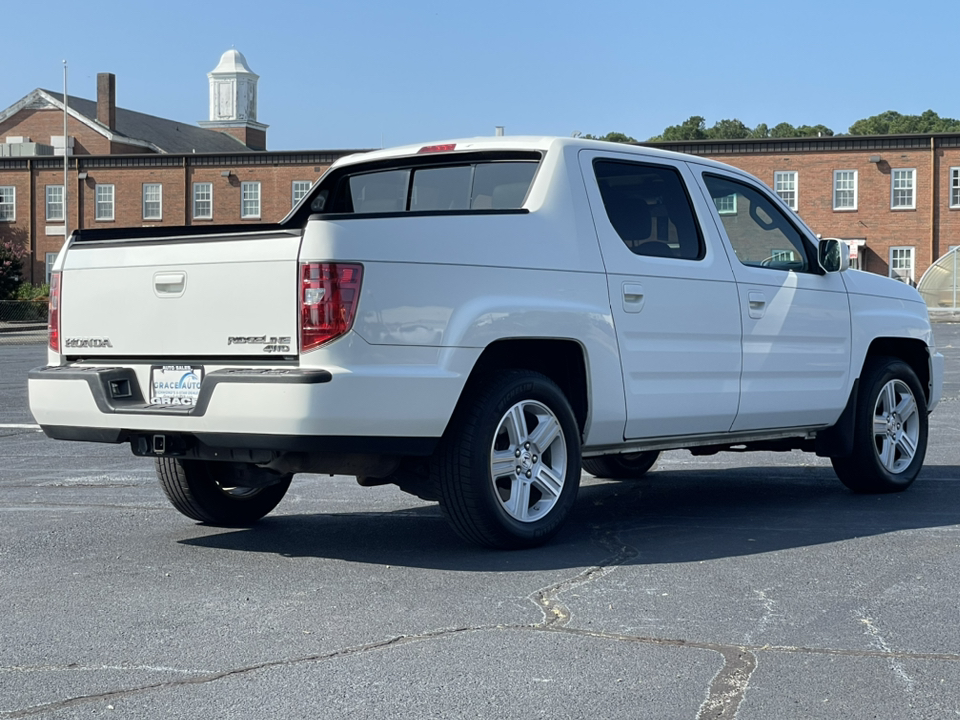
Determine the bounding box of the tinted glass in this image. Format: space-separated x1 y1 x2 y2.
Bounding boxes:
471 162 537 209
411 166 473 211
349 169 410 213
703 174 810 272
594 160 703 260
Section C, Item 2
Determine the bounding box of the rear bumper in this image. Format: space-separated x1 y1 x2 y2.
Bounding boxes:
28 351 476 449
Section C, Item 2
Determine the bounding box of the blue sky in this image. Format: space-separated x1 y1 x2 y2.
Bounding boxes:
3 0 957 151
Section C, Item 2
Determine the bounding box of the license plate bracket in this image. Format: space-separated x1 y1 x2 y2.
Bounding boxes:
149 365 204 407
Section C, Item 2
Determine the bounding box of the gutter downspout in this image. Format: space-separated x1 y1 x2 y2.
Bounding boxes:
931 136 938 266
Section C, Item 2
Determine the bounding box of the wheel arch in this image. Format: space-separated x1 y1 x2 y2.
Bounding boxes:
863 337 931 403
455 338 589 437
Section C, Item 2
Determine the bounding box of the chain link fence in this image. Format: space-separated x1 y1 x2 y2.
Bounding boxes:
0 300 48 344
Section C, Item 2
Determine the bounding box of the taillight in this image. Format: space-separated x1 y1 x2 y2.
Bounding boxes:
299 263 363 352
48 271 61 353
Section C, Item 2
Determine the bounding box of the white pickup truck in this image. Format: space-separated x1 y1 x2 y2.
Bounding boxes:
29 137 944 549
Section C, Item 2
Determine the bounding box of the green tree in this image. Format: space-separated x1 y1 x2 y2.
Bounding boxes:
581 131 637 143
848 109 960 135
795 124 834 137
706 119 751 140
770 122 799 138
751 123 770 139
657 116 708 142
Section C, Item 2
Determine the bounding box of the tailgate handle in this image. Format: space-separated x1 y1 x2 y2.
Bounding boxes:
154 272 186 297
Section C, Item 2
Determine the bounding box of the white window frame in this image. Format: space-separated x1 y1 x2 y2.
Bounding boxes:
96 184 115 221
292 180 311 208
0 186 15 221
46 185 64 221
714 194 737 215
891 168 916 209
950 168 960 209
241 181 261 219
889 246 915 283
142 183 162 221
45 252 58 285
833 170 858 211
193 182 213 219
143 183 163 220
774 171 797 210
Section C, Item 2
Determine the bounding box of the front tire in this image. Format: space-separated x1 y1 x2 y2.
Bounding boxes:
155 458 292 526
582 451 660 479
831 357 928 493
435 371 581 549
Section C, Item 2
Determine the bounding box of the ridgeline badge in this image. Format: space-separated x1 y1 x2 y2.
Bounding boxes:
227 335 292 353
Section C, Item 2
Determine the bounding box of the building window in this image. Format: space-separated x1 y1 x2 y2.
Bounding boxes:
193 183 213 219
774 171 797 210
951 168 960 209
292 180 311 208
46 185 64 221
96 184 115 221
0 186 14 221
891 169 916 209
142 183 162 220
45 252 58 284
713 194 737 215
833 170 858 210
890 246 915 283
241 181 261 218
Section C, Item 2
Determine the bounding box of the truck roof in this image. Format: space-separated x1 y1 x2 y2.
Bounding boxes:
330 135 746 175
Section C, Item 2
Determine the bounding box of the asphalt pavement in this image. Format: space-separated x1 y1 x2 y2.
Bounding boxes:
3 326 960 718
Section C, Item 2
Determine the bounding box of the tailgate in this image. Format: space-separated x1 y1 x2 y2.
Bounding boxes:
59 228 302 357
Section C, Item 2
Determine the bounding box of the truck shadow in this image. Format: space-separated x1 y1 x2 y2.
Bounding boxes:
180 464 960 572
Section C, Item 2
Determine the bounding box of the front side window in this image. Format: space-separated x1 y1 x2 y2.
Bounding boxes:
292 180 311 208
892 169 916 209
241 181 261 218
0 186 14 221
703 173 811 272
143 183 162 220
774 171 797 210
890 246 915 283
593 159 704 260
96 184 115 221
341 160 539 214
834 170 858 210
46 185 64 221
951 168 960 209
193 182 212 219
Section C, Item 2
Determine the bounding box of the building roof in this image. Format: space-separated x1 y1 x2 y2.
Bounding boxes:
210 49 258 78
0 88 252 154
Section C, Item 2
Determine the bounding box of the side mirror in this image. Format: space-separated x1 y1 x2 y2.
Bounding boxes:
818 238 849 273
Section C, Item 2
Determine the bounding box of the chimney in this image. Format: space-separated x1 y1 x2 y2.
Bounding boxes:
97 73 116 130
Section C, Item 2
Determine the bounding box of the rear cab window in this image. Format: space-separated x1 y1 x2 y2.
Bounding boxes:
593 159 705 260
298 151 542 220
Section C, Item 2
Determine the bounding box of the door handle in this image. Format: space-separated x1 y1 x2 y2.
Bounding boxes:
154 272 186 297
747 291 766 319
623 283 644 313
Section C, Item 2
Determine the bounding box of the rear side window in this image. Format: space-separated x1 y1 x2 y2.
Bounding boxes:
342 161 537 214
594 160 704 260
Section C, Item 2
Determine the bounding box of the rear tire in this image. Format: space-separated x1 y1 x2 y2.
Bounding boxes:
155 458 292 526
831 357 928 493
434 370 581 549
582 451 660 479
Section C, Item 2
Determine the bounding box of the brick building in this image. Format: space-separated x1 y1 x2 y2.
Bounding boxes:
650 135 960 285
0 50 360 285
2 49 959 290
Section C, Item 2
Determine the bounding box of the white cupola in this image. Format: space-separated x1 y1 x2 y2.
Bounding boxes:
207 48 259 123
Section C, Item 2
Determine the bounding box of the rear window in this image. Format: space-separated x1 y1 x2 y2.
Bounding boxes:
331 161 538 214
